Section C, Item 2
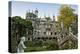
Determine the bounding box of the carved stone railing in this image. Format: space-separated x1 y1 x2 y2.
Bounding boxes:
58 32 77 46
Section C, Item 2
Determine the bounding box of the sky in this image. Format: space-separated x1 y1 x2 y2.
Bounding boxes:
11 1 78 20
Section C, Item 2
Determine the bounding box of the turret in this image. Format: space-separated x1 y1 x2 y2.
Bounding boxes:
26 9 30 19
53 15 55 21
35 8 38 17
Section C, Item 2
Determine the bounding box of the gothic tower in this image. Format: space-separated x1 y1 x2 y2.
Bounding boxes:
53 15 55 21
35 8 38 17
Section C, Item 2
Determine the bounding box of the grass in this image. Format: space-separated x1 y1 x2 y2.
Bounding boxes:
24 40 59 52
24 47 48 52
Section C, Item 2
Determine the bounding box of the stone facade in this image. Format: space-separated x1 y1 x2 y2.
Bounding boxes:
26 9 60 41
25 9 77 47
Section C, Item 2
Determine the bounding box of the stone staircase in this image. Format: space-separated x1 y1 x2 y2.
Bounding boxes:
58 32 77 46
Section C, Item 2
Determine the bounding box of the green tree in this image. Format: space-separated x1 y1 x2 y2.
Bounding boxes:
11 16 33 36
58 5 76 28
10 16 33 53
71 14 78 35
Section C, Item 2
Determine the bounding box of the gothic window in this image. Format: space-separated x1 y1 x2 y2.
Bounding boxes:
37 37 40 39
61 35 63 38
50 24 52 28
51 32 53 35
28 38 30 40
46 37 48 39
46 28 50 31
42 37 44 40
44 32 46 35
49 37 52 40
54 32 57 35
53 37 56 39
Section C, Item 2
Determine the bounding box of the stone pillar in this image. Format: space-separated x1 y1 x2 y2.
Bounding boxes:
35 8 38 17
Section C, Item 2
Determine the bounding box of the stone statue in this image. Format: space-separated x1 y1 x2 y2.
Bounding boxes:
17 36 27 53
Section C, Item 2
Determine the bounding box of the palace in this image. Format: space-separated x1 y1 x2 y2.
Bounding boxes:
25 9 78 49
25 8 66 42
10 9 78 53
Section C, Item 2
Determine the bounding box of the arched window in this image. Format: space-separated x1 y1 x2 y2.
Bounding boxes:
44 32 46 35
49 37 52 40
28 38 30 40
54 32 57 35
61 35 63 38
37 37 40 39
51 32 53 35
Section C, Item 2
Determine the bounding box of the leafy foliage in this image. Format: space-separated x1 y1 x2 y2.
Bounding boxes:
11 16 33 36
58 5 76 28
10 16 33 52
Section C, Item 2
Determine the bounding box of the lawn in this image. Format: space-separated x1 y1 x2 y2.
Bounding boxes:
24 40 59 52
24 47 48 52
